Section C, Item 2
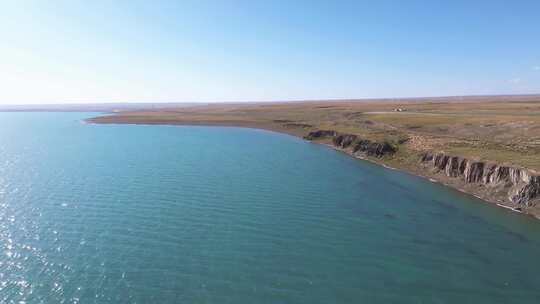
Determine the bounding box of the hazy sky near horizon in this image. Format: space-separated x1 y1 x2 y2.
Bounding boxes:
1 0 539 104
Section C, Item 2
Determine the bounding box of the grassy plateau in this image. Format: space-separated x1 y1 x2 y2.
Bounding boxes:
90 95 540 171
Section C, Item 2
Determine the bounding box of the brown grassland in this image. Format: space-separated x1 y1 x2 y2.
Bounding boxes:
90 95 540 171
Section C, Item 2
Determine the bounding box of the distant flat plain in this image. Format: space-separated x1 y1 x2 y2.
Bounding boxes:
88 95 540 171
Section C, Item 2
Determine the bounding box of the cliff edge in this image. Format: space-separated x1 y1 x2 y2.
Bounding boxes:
305 130 540 218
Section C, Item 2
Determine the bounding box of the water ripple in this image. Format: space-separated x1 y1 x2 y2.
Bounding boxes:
0 113 540 303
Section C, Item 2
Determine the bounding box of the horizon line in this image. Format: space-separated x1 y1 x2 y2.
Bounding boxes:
2 93 540 107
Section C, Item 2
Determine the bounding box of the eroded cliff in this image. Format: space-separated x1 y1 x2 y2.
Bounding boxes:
305 130 396 158
305 129 540 217
420 152 540 209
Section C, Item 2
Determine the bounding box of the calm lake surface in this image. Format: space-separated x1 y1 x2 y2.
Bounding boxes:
1 112 540 303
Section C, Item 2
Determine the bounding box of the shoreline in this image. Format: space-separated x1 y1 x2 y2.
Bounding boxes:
321 141 536 219
86 117 539 220
87 117 308 137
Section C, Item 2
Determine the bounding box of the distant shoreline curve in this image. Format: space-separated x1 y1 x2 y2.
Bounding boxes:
86 117 539 220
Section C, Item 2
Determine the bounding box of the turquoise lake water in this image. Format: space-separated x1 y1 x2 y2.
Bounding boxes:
1 112 540 303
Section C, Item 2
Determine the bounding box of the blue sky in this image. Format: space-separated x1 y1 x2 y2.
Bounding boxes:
1 0 539 104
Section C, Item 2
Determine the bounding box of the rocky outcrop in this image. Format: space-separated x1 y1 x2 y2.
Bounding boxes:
306 130 540 216
305 130 396 158
304 130 337 140
420 152 540 207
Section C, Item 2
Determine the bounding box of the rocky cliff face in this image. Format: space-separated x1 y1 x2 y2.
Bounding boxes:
304 130 337 140
305 129 540 216
420 152 540 207
305 130 396 158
